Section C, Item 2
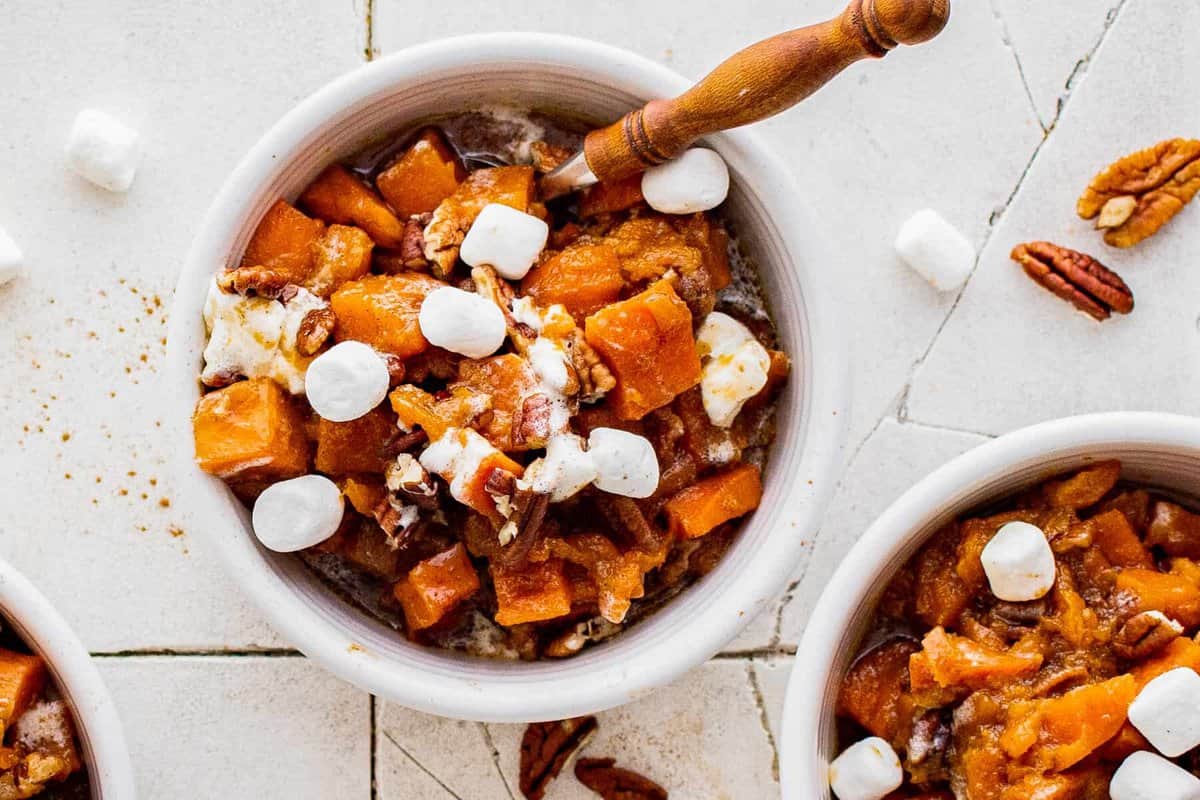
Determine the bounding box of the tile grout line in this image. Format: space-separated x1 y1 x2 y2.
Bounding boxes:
370 695 378 800
745 660 781 782
362 0 376 62
382 730 465 800
90 647 303 658
988 0 1046 132
894 417 999 440
479 722 517 800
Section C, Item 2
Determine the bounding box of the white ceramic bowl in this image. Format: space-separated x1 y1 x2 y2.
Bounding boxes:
780 411 1200 798
166 33 848 722
0 558 135 798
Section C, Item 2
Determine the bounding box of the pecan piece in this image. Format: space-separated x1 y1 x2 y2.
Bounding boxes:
1011 241 1133 321
519 717 598 800
1113 610 1183 660
216 265 296 299
295 307 336 356
1078 138 1200 247
574 758 668 800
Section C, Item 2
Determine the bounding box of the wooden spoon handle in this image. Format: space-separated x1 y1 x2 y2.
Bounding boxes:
582 0 950 181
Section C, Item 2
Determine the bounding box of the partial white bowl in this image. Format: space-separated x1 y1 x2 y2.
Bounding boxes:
166 32 848 723
781 412 1200 798
0 558 135 798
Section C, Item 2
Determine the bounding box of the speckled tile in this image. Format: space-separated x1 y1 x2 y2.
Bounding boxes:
906 0 1200 435
97 656 370 799
0 0 362 650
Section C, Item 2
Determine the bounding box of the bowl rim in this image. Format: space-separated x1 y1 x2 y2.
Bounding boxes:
780 411 1200 798
0 558 135 798
166 31 849 721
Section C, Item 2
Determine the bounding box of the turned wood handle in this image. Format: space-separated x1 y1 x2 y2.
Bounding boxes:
583 0 950 181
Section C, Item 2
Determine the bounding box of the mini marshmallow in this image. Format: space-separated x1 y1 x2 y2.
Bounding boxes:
1110 751 1200 800
828 737 903 800
0 225 23 286
305 341 390 422
1129 668 1200 757
527 433 598 502
418 286 507 358
894 209 976 292
587 427 659 499
65 109 141 192
980 520 1056 601
696 311 771 428
459 203 549 280
641 148 730 214
252 475 344 552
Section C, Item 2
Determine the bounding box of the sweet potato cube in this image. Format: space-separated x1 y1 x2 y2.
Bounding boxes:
578 174 645 218
521 243 625 321
299 164 406 248
423 166 537 274
1091 508 1154 568
584 280 701 419
315 406 398 476
388 385 490 442
240 199 326 283
305 224 374 297
910 627 1042 691
492 558 573 626
335 521 402 579
999 674 1136 771
376 128 466 219
330 273 444 357
1042 460 1121 509
0 650 45 733
664 463 762 540
454 354 543 450
1147 501 1200 558
837 638 920 743
913 526 974 628
1116 567 1200 627
1132 637 1200 687
341 477 386 516
393 543 481 631
192 378 310 482
674 213 732 291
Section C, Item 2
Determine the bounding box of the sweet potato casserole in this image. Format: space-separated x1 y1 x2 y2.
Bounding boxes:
833 460 1200 799
191 110 789 659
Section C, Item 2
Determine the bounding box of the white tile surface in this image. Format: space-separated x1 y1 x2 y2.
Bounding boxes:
98 656 371 799
0 0 1192 795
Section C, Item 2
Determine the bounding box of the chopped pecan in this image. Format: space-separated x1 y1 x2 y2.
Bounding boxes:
1078 138 1200 247
529 141 574 173
514 393 555 448
906 709 951 785
519 717 598 800
572 336 616 402
385 452 438 509
574 758 668 800
544 617 624 658
216 265 296 300
1113 610 1183 660
496 485 551 563
1011 241 1133 321
400 215 431 270
600 497 666 554
295 307 336 356
370 495 419 547
381 353 406 387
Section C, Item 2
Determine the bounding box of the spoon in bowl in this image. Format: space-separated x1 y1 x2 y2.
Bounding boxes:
540 0 951 199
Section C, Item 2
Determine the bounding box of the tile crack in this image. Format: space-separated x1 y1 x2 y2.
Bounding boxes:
988 0 1046 131
381 730 466 800
746 660 781 783
479 723 518 800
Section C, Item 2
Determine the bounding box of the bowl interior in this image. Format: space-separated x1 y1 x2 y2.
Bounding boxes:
172 37 845 721
782 416 1200 798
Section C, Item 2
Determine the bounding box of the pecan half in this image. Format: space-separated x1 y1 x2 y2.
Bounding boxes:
519 717 598 800
1078 138 1200 247
216 265 296 299
574 758 668 800
1113 610 1183 660
295 307 336 356
1011 241 1133 321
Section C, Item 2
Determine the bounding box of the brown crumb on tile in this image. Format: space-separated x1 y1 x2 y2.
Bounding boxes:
60 432 70 442
168 526 185 538
158 497 170 508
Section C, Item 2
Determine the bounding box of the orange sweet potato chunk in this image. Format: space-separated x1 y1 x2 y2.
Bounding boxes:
913 526 975 628
1132 637 1200 686
664 463 762 540
240 199 326 283
330 273 445 357
305 224 374 297
376 128 466 219
674 213 732 291
193 378 311 482
578 174 645 218
492 558 573 626
910 627 1042 691
999 674 1136 771
837 638 920 744
1147 501 1200 558
387 384 489 443
1116 567 1200 627
584 280 701 420
521 243 625 321
1042 460 1121 509
341 477 386 516
315 406 398 475
454 354 542 450
1091 509 1154 568
393 543 481 631
0 650 45 732
299 164 406 248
